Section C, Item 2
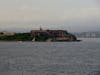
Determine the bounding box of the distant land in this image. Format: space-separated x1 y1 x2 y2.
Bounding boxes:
0 29 80 42
74 31 100 38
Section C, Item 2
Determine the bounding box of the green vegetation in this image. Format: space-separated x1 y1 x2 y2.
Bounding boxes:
0 33 33 41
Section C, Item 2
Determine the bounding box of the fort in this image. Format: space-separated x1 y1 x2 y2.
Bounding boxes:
30 28 77 42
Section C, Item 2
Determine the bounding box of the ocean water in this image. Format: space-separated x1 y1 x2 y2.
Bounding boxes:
0 38 100 75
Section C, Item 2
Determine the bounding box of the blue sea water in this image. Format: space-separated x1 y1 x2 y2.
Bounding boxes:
0 38 100 75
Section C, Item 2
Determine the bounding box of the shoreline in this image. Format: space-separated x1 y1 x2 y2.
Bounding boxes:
0 40 81 42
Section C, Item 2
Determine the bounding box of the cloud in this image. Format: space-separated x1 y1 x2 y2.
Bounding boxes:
0 10 55 22
0 0 100 32
62 8 100 21
95 0 100 7
0 8 100 23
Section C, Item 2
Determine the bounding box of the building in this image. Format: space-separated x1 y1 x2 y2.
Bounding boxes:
30 29 77 41
0 32 15 36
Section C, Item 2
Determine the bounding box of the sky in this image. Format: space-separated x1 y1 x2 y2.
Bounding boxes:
0 0 100 32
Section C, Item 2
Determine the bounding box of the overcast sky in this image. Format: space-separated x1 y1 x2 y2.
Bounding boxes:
0 0 100 32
